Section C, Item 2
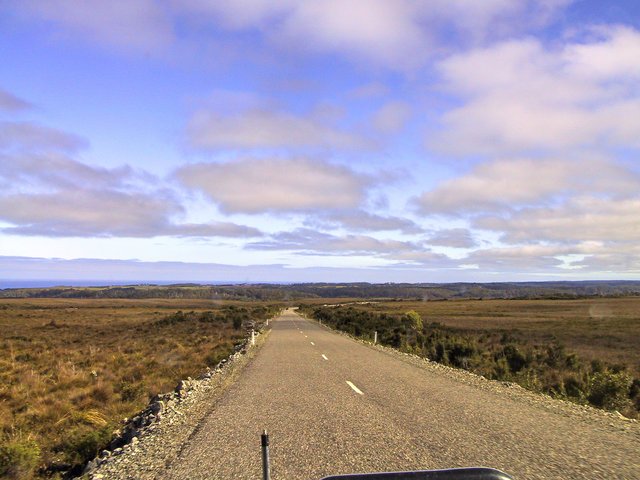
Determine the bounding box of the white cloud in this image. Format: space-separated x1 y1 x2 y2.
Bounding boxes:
6 0 576 68
0 117 261 238
0 190 180 237
176 158 372 214
445 1 567 38
384 249 456 267
0 153 134 191
349 82 390 99
372 101 412 134
415 157 640 214
0 89 32 112
431 26 640 155
208 0 573 68
307 210 423 234
475 196 640 244
463 244 568 271
247 228 420 256
0 121 87 152
0 163 262 238
174 0 292 30
573 246 640 273
245 228 461 268
187 108 369 151
426 228 477 248
0 255 468 283
457 241 640 275
564 25 640 80
15 0 174 54
277 0 429 70
166 222 261 238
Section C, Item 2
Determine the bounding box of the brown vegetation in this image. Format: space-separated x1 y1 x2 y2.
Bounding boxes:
347 297 640 374
0 299 279 478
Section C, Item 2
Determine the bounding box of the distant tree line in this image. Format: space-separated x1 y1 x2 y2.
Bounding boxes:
2 280 640 301
300 305 640 418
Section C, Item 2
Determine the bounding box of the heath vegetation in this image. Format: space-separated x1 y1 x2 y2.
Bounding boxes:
0 299 280 479
2 288 638 478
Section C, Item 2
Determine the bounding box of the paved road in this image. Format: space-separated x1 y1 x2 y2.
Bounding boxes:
162 309 639 480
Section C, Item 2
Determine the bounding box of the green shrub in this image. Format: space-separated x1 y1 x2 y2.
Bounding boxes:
447 339 476 368
434 341 448 364
545 343 567 368
588 370 632 411
0 436 41 479
205 344 233 366
590 358 605 373
60 426 111 464
198 311 216 323
404 310 423 331
502 344 528 373
562 373 586 400
565 352 580 369
117 381 145 402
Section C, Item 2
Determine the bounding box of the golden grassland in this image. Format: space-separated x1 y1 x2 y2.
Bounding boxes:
352 297 640 375
2 295 639 477
0 298 274 478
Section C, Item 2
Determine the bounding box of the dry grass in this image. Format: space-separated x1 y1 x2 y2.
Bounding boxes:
0 298 270 478
340 297 640 376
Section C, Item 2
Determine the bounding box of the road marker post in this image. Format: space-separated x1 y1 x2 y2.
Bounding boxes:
251 330 256 346
374 331 377 344
261 430 271 480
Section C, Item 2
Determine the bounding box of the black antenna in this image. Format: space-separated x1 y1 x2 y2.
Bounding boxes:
261 430 271 480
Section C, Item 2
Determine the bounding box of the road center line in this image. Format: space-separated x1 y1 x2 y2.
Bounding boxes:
321 354 328 360
310 341 315 345
346 380 364 395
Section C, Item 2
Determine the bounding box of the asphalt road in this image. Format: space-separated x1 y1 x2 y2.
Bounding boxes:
162 308 639 480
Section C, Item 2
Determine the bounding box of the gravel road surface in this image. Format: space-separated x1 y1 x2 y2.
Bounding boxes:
158 308 639 480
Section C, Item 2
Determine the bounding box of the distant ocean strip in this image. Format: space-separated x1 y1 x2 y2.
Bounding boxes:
0 280 232 289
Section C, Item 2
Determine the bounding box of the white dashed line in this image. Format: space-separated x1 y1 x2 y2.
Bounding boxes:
310 342 315 346
346 381 364 395
321 354 328 361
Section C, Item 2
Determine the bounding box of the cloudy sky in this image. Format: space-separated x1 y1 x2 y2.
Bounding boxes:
1 0 639 284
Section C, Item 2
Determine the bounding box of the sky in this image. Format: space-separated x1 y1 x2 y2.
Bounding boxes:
0 0 639 284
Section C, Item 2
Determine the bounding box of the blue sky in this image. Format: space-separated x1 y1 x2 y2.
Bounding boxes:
1 0 639 284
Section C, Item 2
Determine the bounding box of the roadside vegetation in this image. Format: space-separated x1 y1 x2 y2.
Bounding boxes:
0 299 280 479
2 287 638 478
299 299 640 419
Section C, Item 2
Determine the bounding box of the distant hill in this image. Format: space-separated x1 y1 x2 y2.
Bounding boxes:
1 281 640 300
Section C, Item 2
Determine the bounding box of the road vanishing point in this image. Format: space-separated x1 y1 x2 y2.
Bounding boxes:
162 308 639 480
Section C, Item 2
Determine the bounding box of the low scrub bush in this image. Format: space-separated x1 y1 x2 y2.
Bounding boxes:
587 370 632 411
0 435 40 480
58 426 112 465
